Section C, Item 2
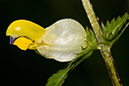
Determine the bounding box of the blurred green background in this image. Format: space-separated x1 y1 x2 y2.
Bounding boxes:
1 0 129 86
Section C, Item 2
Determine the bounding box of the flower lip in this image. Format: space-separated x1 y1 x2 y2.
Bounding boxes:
9 36 33 45
9 37 17 45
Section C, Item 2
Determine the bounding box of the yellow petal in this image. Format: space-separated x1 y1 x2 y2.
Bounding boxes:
13 37 33 50
6 20 46 42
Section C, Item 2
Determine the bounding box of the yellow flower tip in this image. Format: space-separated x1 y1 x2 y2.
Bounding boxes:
13 37 33 51
6 19 46 42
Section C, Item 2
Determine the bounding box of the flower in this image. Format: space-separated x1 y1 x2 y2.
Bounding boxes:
6 19 87 62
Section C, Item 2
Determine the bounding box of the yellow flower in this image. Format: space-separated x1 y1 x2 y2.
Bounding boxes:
6 19 87 62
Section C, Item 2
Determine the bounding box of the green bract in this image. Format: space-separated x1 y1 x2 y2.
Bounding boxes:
101 13 129 46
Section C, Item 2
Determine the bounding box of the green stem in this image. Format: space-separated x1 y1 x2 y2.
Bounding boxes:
81 0 122 85
81 0 102 42
99 44 122 86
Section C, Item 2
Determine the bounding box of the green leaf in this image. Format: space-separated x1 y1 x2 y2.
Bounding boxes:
45 69 68 86
45 51 93 86
101 13 129 40
112 21 129 44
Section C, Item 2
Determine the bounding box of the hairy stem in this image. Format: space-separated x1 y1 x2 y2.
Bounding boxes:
81 0 102 42
81 0 122 85
99 45 122 86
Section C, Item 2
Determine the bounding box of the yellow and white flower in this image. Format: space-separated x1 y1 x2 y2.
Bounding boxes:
6 19 87 62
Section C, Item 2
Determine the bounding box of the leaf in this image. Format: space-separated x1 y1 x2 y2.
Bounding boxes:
112 21 129 44
101 13 129 40
45 51 93 86
45 69 68 86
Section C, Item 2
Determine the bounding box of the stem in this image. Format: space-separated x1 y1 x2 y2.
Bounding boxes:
99 45 122 86
81 0 122 85
81 0 102 42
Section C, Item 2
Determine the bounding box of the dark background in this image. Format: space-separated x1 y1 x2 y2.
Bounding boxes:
1 0 129 86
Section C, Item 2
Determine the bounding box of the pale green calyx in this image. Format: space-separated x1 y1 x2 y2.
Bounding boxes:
36 19 87 62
